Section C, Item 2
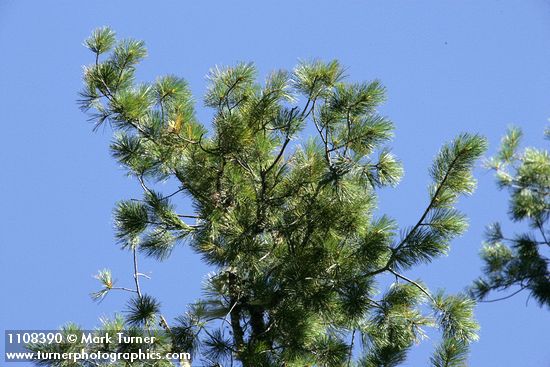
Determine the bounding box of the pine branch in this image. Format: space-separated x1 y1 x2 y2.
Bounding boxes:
133 247 142 298
264 107 298 176
311 101 331 164
478 286 526 303
111 287 138 293
391 151 460 258
388 268 436 304
347 329 355 367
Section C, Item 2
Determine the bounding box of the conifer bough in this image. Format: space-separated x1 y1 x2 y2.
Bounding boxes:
38 27 487 366
471 127 550 308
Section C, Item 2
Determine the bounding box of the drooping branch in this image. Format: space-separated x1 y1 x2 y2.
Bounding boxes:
388 268 436 304
478 286 527 303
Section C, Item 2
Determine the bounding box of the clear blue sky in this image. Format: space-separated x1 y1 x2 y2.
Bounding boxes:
1 1 549 365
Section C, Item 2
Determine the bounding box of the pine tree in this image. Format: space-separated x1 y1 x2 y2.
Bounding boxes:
31 27 487 367
471 126 550 308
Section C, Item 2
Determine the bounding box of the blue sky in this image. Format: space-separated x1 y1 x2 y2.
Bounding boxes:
1 0 549 365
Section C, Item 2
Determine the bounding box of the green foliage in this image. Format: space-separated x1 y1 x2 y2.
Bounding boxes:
362 283 432 363
429 133 487 207
90 268 114 302
432 293 479 343
388 134 486 270
28 317 176 367
496 126 522 163
27 324 87 366
126 295 161 327
114 200 149 244
85 27 116 55
430 338 469 367
472 126 550 308
31 28 488 367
